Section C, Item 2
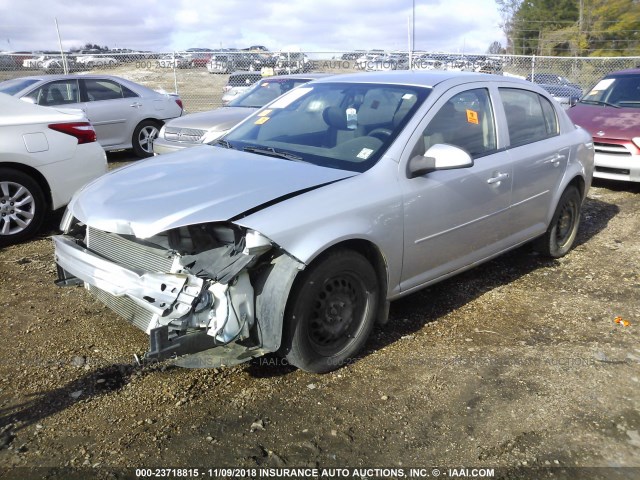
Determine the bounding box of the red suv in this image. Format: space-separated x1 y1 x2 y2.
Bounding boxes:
567 68 640 182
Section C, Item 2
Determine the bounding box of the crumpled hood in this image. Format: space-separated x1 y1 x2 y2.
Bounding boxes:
68 146 356 239
567 103 640 139
164 107 256 132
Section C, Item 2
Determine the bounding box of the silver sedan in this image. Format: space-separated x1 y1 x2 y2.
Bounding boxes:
0 74 184 157
53 71 594 373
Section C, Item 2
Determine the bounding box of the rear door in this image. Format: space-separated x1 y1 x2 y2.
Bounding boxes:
80 78 141 148
498 88 568 241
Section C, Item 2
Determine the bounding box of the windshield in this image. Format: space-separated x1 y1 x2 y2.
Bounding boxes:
0 78 41 96
228 78 315 108
221 82 429 173
581 74 640 107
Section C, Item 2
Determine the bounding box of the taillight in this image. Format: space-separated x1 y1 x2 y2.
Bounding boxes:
48 122 97 144
175 98 184 110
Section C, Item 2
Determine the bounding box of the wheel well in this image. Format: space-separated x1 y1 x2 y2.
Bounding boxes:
309 239 389 304
0 162 52 209
568 175 585 199
138 118 164 128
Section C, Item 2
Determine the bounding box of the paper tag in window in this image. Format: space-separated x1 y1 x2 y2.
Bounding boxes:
466 109 479 124
357 148 374 159
257 109 272 117
591 78 615 92
254 116 270 125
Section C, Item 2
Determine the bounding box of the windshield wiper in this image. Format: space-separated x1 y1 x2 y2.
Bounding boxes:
243 146 304 162
578 99 620 108
213 139 233 148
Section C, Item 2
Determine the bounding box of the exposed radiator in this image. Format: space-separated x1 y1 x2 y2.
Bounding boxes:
86 227 178 332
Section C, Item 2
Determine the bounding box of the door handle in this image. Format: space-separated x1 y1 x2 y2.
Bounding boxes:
130 102 142 108
544 154 564 166
487 172 510 184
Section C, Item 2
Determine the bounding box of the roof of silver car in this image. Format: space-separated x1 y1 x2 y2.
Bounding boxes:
310 70 509 88
12 74 133 82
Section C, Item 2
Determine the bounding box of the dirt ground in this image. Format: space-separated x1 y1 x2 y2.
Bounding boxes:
0 154 639 480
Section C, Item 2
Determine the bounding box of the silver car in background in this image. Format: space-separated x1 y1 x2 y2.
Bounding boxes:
153 74 329 154
0 74 184 157
53 71 594 373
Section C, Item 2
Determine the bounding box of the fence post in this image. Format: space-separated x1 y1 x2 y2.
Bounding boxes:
173 51 179 95
531 54 536 81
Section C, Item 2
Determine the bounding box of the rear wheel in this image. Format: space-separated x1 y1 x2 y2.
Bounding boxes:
132 120 161 158
534 185 581 258
281 250 379 373
0 168 47 245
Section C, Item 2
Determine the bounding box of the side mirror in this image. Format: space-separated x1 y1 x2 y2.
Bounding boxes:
20 97 36 104
407 143 474 179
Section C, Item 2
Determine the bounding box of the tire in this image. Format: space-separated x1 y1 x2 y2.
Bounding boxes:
132 120 161 158
281 249 379 373
0 168 47 245
534 185 581 258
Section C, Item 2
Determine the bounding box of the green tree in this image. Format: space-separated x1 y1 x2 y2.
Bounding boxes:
587 0 640 55
512 0 579 55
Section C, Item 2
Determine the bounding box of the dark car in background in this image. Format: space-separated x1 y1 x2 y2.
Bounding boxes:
207 52 271 74
567 68 640 182
526 72 582 109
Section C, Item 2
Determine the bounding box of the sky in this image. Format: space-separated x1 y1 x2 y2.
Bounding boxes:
0 0 505 54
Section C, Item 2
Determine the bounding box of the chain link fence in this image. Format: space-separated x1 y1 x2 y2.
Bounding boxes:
1 50 639 113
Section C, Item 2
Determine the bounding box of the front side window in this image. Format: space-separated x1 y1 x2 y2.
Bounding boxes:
500 88 559 147
222 82 430 173
415 88 497 158
24 80 80 106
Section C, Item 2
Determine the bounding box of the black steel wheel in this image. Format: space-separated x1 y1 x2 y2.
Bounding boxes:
282 250 379 373
535 185 581 258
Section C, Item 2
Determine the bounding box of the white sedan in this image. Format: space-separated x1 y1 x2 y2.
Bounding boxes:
75 55 119 68
0 93 107 244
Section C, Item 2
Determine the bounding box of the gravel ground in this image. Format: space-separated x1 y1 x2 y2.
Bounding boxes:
0 158 639 480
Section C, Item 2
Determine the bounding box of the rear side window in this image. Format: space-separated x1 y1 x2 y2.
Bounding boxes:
499 88 559 147
83 79 136 101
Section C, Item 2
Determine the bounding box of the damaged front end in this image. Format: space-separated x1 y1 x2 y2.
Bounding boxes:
53 215 303 367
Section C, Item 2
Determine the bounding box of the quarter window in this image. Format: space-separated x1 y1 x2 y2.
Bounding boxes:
499 88 559 147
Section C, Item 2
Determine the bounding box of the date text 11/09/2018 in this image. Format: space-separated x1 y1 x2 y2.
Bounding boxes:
135 467 496 478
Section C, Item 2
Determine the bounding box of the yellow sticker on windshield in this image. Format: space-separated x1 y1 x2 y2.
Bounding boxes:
466 109 479 124
254 116 270 125
257 109 272 117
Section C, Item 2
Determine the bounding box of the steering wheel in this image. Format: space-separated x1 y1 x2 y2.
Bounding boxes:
368 128 393 141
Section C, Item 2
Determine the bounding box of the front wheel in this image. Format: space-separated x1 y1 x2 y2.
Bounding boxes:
132 120 161 158
534 185 581 258
281 250 379 373
0 168 47 245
